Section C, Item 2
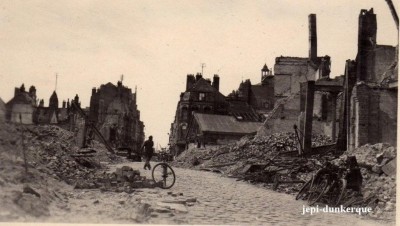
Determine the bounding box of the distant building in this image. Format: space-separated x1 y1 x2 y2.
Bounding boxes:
34 91 69 124
169 68 276 155
6 84 37 124
89 80 145 153
169 73 229 154
227 64 275 116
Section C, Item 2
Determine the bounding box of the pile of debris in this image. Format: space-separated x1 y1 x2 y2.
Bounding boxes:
173 132 333 194
0 123 124 188
332 143 396 220
91 166 163 193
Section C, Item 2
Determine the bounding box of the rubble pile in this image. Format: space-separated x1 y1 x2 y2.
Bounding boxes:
174 132 333 194
93 166 163 193
13 125 122 186
334 143 396 220
0 123 123 190
232 132 332 162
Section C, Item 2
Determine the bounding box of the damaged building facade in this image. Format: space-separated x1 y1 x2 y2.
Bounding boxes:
258 14 334 138
88 81 145 153
342 8 398 151
258 9 397 154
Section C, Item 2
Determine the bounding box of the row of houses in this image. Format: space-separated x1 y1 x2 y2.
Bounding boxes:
169 9 398 156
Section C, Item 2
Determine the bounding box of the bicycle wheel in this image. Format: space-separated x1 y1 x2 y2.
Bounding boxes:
308 177 329 205
296 178 312 200
335 179 347 206
152 163 176 189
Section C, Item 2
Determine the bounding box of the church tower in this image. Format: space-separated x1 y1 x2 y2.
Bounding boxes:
49 91 59 109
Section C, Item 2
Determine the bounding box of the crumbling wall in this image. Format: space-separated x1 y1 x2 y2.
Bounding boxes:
274 58 318 95
378 89 397 145
349 84 397 150
257 95 301 137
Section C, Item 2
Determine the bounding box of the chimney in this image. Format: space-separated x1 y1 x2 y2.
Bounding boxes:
195 73 202 81
205 78 211 85
309 14 317 63
186 74 195 91
357 8 377 81
62 100 66 108
92 87 97 95
14 87 20 96
212 74 220 91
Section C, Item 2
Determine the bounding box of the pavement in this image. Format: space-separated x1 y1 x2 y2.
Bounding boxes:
42 161 394 225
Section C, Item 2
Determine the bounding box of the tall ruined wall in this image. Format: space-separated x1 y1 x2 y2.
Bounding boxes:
378 89 397 145
349 84 397 150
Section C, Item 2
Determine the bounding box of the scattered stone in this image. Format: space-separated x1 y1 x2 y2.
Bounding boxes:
93 200 100 204
22 185 41 198
156 202 188 213
186 198 197 203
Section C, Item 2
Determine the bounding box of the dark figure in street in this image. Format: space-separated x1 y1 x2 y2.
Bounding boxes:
141 135 154 170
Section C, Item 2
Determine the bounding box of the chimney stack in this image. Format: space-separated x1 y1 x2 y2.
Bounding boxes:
212 74 220 91
186 74 195 91
195 73 202 81
309 14 317 63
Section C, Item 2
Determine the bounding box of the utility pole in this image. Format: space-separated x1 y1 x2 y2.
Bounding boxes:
121 74 124 83
55 73 58 91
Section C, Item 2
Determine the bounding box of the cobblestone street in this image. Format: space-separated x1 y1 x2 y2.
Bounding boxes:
44 161 393 225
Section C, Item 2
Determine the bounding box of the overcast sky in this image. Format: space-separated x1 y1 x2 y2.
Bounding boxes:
0 0 398 147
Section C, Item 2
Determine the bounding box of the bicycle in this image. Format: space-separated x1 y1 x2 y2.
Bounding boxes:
306 163 347 206
296 160 360 206
152 152 176 189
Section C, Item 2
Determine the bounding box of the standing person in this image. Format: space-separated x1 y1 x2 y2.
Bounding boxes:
141 136 154 170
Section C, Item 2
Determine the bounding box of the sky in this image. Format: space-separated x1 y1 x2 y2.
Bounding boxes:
0 0 398 147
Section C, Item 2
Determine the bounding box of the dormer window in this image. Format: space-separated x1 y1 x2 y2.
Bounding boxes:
199 93 205 101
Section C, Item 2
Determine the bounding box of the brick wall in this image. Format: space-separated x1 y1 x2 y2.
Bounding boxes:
371 46 397 83
350 84 397 150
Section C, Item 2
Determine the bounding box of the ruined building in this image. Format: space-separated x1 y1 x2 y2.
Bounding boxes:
88 81 145 153
227 64 275 115
34 91 69 124
258 14 333 137
339 8 398 151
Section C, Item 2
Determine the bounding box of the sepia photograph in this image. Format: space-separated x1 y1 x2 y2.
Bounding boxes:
0 0 398 225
